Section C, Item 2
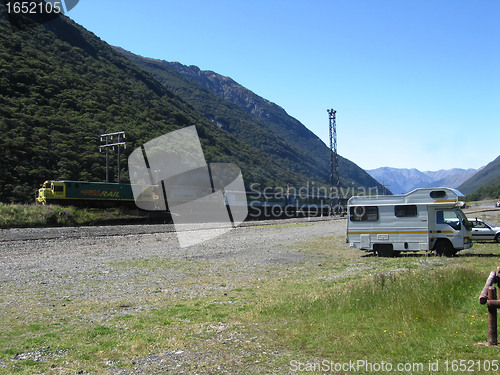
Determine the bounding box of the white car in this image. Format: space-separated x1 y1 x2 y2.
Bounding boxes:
469 218 500 242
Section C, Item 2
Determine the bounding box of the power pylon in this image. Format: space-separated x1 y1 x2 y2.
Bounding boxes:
327 109 339 215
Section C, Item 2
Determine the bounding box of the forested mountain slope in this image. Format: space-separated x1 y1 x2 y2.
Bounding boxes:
0 8 327 202
116 48 383 192
458 155 500 197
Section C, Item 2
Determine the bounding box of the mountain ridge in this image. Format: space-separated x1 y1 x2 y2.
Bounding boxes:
0 8 328 202
458 155 500 195
116 48 383 192
156 60 325 160
0 8 383 203
367 167 478 195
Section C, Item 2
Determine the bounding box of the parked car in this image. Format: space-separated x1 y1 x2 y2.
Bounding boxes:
469 218 500 242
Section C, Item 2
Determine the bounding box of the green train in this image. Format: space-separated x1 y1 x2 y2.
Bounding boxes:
35 180 156 208
35 180 336 218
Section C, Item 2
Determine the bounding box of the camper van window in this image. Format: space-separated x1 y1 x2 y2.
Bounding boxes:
394 205 418 217
430 190 446 199
349 206 378 222
436 210 461 230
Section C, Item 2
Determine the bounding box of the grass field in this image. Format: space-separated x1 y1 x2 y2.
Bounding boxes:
1 232 500 373
0 203 145 228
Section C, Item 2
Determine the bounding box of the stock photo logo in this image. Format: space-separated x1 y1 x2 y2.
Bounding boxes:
128 126 248 247
3 0 80 31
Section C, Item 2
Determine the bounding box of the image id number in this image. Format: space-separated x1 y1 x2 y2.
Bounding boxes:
6 1 62 14
444 360 499 372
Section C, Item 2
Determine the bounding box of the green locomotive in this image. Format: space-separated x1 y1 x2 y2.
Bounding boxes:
35 180 151 207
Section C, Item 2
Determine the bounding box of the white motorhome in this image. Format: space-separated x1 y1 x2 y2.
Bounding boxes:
347 188 473 257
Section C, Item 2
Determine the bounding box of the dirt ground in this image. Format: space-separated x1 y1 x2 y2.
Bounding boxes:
0 208 498 373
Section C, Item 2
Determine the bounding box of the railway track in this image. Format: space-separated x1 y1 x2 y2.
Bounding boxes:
464 207 500 216
0 215 342 243
1 206 496 244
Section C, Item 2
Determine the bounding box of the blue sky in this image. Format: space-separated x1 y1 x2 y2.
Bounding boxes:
67 0 499 171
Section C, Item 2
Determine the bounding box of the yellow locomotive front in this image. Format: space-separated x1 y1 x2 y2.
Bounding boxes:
35 181 65 205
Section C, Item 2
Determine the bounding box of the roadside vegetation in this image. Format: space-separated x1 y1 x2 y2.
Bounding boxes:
1 232 500 373
466 181 500 203
0 203 144 228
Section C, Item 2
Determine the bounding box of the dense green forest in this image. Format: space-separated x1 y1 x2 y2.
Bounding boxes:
0 7 331 203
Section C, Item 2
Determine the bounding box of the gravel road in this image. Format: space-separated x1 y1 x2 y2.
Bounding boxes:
0 217 346 305
0 216 346 373
0 217 344 287
1 207 498 373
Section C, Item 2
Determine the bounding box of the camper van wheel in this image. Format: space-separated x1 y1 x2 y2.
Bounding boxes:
434 240 455 257
374 244 394 257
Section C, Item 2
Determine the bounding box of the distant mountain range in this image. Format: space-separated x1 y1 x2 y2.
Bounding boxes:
367 167 479 195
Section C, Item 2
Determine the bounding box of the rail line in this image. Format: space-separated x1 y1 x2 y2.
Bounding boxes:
465 208 500 216
0 216 341 244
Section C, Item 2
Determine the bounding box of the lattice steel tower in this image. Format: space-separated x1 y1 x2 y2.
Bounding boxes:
327 109 339 215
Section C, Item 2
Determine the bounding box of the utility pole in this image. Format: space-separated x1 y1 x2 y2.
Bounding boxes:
99 131 126 183
380 179 391 195
328 109 339 215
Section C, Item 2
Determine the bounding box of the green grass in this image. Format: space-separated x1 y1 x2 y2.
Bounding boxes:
0 203 143 228
261 266 490 360
0 235 499 373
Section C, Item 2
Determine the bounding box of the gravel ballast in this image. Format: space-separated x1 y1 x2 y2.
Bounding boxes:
0 217 345 373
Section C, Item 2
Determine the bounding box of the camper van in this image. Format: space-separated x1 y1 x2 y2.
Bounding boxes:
347 188 473 257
